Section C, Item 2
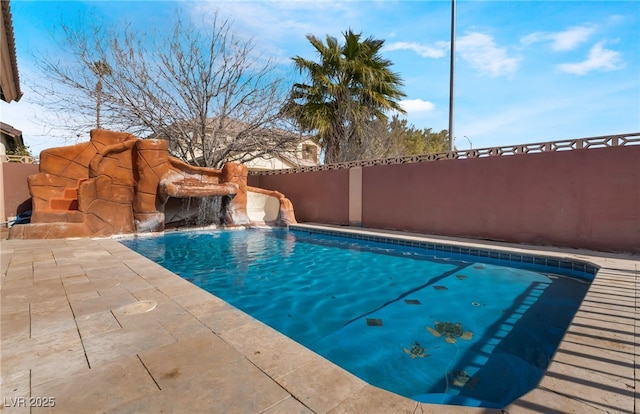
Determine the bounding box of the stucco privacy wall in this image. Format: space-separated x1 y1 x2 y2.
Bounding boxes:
248 169 349 225
2 162 38 222
250 145 640 253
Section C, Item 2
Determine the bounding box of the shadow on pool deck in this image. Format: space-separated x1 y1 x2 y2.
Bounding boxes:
0 223 638 413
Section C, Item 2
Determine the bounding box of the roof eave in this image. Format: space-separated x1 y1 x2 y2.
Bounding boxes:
0 0 22 103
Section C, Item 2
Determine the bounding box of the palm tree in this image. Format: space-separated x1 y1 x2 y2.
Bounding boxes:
287 30 406 163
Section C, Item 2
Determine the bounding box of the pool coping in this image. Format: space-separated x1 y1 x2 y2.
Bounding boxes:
1 223 638 413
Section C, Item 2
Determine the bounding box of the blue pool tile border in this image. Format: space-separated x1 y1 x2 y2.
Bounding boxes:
289 225 600 278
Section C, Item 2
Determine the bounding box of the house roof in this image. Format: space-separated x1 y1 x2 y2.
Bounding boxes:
0 121 24 149
0 0 22 103
0 120 21 136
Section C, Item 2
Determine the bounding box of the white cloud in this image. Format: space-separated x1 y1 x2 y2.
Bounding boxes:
187 1 373 64
556 41 624 75
191 1 359 44
551 26 597 51
385 41 446 59
521 26 596 51
400 99 435 113
457 33 520 77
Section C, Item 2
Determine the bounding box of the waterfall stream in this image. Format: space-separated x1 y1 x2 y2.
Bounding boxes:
195 196 223 227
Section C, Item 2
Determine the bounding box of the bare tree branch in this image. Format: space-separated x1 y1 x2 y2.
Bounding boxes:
32 11 302 168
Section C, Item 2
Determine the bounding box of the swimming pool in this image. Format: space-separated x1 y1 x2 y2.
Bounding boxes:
120 228 593 408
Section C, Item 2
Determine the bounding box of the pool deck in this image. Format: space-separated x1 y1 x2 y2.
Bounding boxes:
1 223 638 413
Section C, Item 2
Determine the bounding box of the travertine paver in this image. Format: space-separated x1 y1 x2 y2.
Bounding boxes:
326 386 422 414
504 387 609 414
220 320 328 379
276 357 368 413
31 355 160 413
1 226 638 413
81 319 177 367
137 334 293 412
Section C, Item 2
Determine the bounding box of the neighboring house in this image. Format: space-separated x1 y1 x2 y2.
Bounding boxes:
152 117 321 171
0 0 22 103
0 121 24 155
244 138 320 172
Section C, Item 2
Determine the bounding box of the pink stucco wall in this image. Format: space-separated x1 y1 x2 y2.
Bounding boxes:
362 146 640 253
248 169 349 225
3 162 39 219
251 146 640 253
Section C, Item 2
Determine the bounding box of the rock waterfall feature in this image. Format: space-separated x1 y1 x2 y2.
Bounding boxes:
9 129 296 239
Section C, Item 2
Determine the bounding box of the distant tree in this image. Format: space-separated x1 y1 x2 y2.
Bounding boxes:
6 144 32 157
359 115 450 158
33 13 301 168
4 143 34 163
420 128 450 154
286 30 406 164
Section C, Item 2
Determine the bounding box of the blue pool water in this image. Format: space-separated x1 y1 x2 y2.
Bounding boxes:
120 228 591 408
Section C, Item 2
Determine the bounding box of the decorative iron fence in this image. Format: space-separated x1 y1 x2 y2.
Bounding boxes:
0 154 38 164
249 132 640 175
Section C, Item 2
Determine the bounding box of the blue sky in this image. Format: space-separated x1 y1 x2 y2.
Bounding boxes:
1 0 639 156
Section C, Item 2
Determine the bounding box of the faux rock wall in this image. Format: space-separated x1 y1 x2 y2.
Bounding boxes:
9 129 296 239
